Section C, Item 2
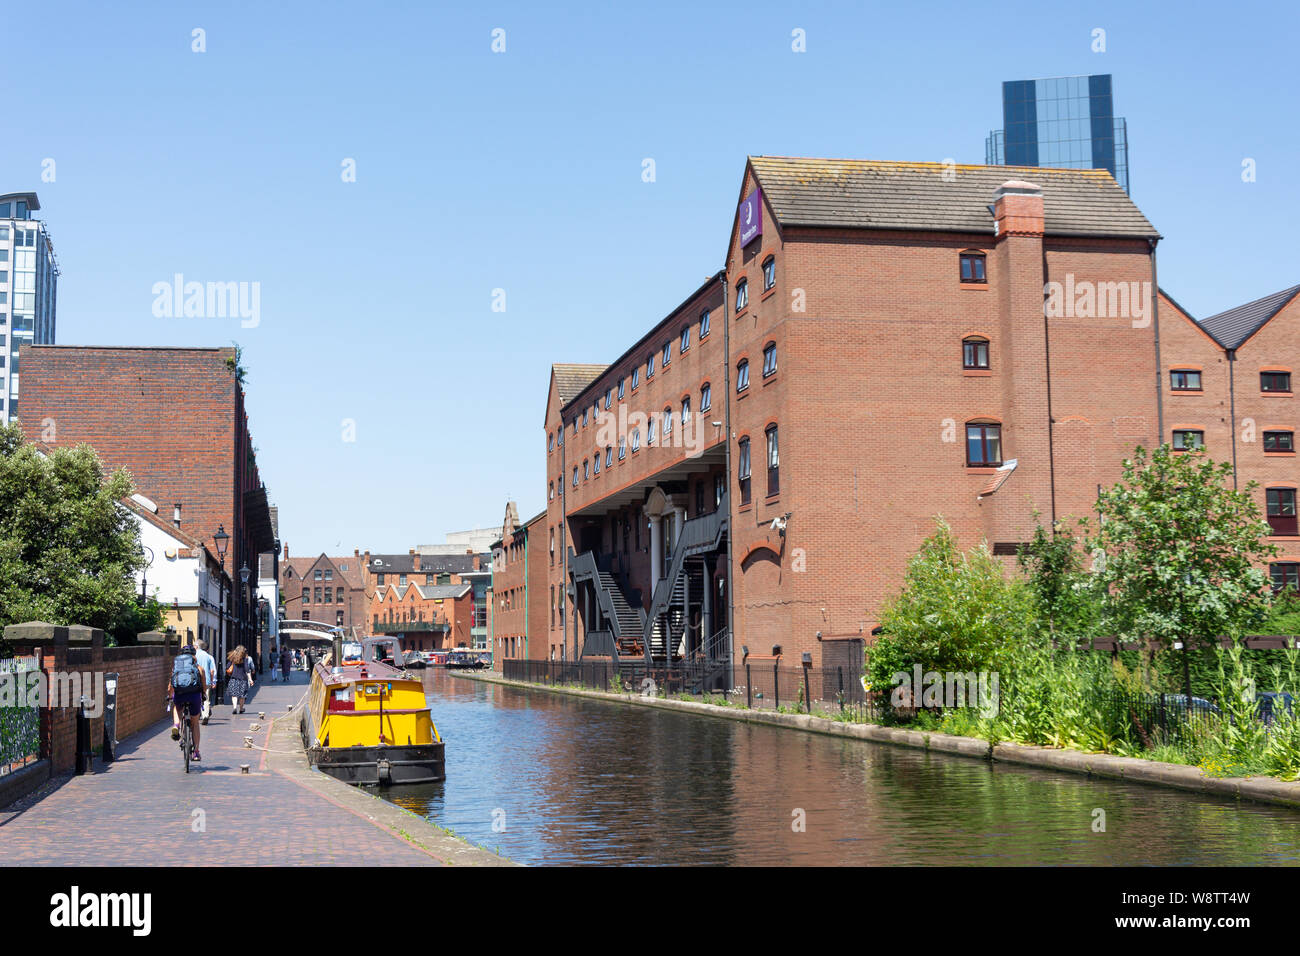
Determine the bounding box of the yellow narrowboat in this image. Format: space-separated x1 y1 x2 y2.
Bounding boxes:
303 636 445 786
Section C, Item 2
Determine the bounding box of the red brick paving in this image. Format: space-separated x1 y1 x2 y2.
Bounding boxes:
0 672 441 866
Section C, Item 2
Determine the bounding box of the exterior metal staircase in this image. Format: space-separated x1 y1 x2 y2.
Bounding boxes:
569 548 646 660
642 496 728 663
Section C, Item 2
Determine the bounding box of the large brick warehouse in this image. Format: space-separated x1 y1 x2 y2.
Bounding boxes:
524 155 1300 679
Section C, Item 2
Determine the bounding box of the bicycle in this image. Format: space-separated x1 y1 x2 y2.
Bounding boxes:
171 696 197 773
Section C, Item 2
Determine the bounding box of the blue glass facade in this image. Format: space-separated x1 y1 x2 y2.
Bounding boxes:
985 74 1129 192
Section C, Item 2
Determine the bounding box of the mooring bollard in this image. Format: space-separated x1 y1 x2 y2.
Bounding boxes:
75 697 93 775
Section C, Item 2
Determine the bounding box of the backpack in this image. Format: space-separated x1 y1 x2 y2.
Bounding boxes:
172 654 200 691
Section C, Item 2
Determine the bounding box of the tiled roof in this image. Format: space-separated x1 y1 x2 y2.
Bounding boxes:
282 555 364 589
1197 284 1300 350
553 364 607 404
367 553 481 575
977 459 1019 499
747 157 1159 239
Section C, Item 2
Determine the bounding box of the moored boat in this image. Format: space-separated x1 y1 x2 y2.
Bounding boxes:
303 635 445 786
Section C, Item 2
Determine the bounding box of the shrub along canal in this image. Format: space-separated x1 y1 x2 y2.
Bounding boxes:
378 669 1300 866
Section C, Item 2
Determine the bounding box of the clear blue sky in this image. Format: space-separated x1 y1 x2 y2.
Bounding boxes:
5 0 1297 554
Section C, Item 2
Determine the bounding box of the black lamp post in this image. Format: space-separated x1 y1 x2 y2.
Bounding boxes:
239 562 252 662
213 525 230 702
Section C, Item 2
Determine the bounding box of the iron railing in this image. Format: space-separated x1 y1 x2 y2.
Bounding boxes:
0 656 41 772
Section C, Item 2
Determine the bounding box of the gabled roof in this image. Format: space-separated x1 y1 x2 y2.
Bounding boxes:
553 364 608 404
1197 284 1300 351
412 583 471 600
746 157 1159 239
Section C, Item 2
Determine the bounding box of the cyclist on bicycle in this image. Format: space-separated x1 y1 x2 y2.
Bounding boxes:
169 644 208 762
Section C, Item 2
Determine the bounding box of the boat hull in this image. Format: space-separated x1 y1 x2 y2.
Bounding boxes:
309 741 446 786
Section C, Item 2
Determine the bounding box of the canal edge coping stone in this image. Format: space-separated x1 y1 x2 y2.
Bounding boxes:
264 692 519 866
457 672 1300 811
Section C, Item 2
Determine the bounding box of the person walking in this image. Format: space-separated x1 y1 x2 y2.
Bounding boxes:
225 645 255 714
194 639 218 724
280 644 293 686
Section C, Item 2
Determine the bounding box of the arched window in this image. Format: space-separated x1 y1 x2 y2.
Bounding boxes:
737 437 752 504
762 255 776 291
701 383 712 412
963 336 990 370
766 424 780 495
737 359 750 392
735 278 749 312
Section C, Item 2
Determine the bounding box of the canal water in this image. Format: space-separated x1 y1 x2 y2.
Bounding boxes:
381 670 1300 866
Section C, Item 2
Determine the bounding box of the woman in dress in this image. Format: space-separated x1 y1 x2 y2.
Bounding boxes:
226 645 254 714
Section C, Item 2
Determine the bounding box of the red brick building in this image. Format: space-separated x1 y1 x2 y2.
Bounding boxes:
490 501 547 662
543 157 1180 676
370 578 473 651
280 547 368 635
1158 285 1300 586
17 345 276 663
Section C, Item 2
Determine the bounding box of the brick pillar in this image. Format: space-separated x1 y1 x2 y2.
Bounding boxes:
68 625 105 759
3 622 73 773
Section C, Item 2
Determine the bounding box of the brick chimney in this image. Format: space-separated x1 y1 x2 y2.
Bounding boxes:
413 553 421 572
283 542 289 560
991 180 1044 239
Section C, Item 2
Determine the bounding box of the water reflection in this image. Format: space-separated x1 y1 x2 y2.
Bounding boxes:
379 670 1300 866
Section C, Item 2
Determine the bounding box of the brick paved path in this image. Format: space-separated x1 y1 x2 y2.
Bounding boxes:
0 670 449 866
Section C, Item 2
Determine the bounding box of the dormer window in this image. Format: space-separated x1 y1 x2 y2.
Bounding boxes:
960 251 986 283
963 336 990 370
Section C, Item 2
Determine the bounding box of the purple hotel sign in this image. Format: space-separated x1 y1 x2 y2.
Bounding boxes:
738 188 762 246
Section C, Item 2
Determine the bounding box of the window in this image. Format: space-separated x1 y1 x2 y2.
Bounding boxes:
314 587 322 603
714 474 724 508
1267 488 1297 535
572 467 578 487
619 438 626 460
966 422 1002 466
399 574 407 586
662 342 671 367
632 367 640 389
762 343 777 378
324 569 333 581
324 587 333 604
605 446 613 468
593 453 600 474
631 430 640 452
1265 431 1295 452
1170 369 1201 390
605 388 612 409
735 278 748 312
1262 371 1292 393
582 408 588 427
1172 429 1204 451
647 354 655 378
960 251 987 283
314 569 323 580
762 256 776 291
663 407 673 436
681 396 691 427
302 587 309 604
700 310 711 338
548 433 554 451
963 337 990 370
618 377 626 399
583 459 589 480
736 360 750 392
377 573 385 585
701 383 712 412
549 481 554 500
766 425 780 496
680 327 690 353
738 438 752 504
647 417 657 444
1271 563 1300 593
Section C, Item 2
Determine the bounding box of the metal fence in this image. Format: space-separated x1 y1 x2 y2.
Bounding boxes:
0 656 41 773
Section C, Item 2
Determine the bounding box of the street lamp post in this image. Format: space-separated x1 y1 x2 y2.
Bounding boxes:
213 525 230 704
239 562 252 666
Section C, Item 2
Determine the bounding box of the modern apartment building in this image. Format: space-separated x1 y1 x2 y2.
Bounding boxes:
0 192 58 422
546 156 1171 678
985 75 1130 192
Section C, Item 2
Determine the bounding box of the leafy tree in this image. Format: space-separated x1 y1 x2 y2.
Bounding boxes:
1089 444 1277 692
867 518 1034 699
0 421 150 643
1017 520 1101 642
